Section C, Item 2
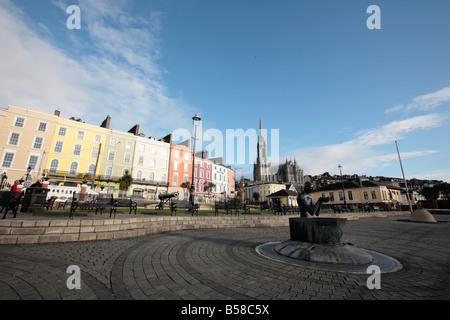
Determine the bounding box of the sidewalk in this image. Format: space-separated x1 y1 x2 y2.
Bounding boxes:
0 213 449 301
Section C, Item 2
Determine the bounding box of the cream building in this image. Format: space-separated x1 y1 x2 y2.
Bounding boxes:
130 132 170 199
0 105 58 185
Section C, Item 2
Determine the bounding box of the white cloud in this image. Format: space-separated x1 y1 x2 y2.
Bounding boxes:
284 114 445 176
0 0 194 137
385 87 450 114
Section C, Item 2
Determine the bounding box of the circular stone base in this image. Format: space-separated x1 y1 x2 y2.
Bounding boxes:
256 241 402 274
275 240 374 265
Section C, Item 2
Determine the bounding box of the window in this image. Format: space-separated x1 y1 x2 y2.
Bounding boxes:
14 117 25 128
174 161 178 171
54 141 64 153
27 155 39 170
91 147 99 159
37 122 47 132
174 150 179 158
172 173 178 185
69 162 78 175
139 144 145 152
33 137 44 149
138 156 144 166
200 169 204 178
58 127 67 136
161 173 167 183
347 190 353 201
124 152 131 164
371 191 377 200
94 134 102 143
184 163 189 173
329 192 335 202
183 175 189 183
108 150 115 162
109 137 117 146
73 144 82 156
151 147 157 154
2 152 14 168
207 171 210 179
8 132 20 146
88 164 96 176
149 172 155 182
76 131 85 140
338 190 344 201
126 141 132 149
162 149 168 157
184 152 189 161
162 160 167 169
49 159 59 173
136 171 142 181
150 158 156 168
363 192 369 201
105 166 112 179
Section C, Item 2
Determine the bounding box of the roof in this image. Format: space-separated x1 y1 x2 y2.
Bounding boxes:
266 189 298 198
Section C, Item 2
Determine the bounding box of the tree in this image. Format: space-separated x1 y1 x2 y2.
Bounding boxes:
118 170 133 193
420 183 450 208
181 181 191 196
253 191 260 202
234 182 244 203
206 182 216 196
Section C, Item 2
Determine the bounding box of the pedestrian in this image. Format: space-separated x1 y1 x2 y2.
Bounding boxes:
1 172 7 189
11 180 19 193
30 179 43 188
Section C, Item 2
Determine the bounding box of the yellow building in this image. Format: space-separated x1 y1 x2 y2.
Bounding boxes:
246 182 286 202
0 105 58 185
44 114 109 188
312 180 405 208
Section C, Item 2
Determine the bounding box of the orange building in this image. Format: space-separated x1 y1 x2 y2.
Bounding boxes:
167 140 193 199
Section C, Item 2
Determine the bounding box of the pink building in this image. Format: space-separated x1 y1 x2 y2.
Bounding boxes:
194 157 213 199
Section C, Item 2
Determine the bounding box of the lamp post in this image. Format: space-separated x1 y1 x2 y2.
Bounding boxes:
190 113 201 205
338 164 347 208
26 166 32 183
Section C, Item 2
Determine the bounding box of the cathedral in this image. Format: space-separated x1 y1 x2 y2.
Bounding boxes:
253 120 304 185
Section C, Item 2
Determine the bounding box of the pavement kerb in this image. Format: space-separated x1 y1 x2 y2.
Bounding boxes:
0 211 409 245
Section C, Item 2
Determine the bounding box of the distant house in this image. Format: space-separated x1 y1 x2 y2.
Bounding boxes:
266 189 298 206
311 180 405 208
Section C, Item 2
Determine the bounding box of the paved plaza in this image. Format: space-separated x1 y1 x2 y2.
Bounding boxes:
0 213 449 302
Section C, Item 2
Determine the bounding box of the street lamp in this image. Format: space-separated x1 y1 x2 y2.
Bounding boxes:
338 164 347 208
190 113 201 205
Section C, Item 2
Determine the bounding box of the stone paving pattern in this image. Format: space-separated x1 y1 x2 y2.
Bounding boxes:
0 214 449 300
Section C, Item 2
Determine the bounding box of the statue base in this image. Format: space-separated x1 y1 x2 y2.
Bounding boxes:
289 217 347 244
256 217 402 272
274 241 373 265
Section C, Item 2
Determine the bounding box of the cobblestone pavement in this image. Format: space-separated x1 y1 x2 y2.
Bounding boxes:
0 214 449 301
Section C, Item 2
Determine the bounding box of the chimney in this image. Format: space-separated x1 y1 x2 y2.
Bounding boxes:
54 109 60 117
128 124 140 136
100 115 111 129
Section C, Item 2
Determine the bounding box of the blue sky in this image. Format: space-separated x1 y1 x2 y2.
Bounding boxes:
1 0 449 181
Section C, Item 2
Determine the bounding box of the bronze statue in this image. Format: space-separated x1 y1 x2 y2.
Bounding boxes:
297 182 329 218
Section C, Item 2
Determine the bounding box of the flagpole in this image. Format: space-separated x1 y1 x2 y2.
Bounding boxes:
395 141 413 213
